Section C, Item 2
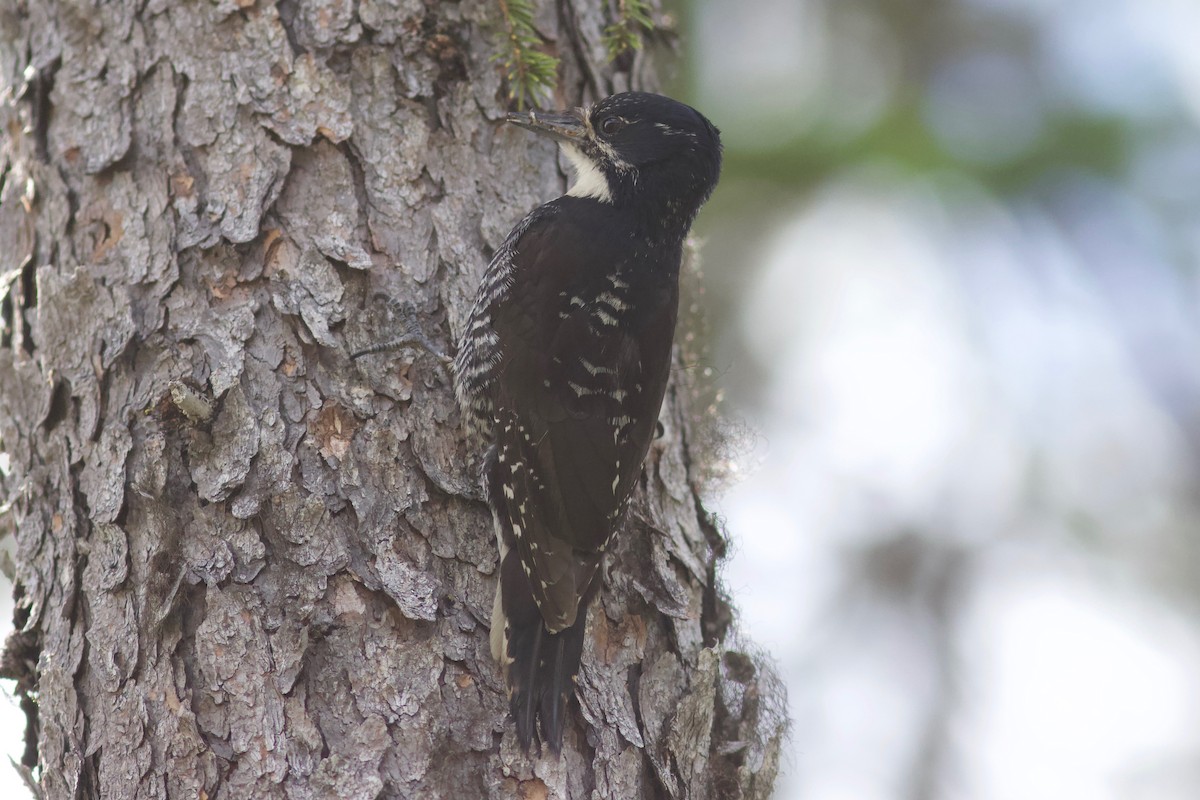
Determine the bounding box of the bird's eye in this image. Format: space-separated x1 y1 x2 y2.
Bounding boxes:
600 116 625 136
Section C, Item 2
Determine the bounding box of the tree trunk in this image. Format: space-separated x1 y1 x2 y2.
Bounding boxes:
0 1 785 798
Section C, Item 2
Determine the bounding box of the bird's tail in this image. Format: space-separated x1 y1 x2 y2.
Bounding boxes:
493 548 588 754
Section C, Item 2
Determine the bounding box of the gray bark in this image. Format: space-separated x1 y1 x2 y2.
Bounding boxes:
0 1 785 798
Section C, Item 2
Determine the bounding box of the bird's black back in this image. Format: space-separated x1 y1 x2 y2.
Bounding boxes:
484 196 679 751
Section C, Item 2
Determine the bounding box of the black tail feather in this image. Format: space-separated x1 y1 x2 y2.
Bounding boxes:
509 616 543 752
540 616 588 750
508 610 588 754
499 549 589 754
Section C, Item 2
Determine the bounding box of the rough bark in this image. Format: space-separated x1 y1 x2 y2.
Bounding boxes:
0 1 785 798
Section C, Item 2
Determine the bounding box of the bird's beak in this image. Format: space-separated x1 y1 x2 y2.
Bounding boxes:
505 109 587 142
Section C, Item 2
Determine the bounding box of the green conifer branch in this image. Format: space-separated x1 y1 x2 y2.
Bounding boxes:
602 0 654 59
495 0 559 109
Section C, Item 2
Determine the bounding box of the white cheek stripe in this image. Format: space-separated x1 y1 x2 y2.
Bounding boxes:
561 143 613 203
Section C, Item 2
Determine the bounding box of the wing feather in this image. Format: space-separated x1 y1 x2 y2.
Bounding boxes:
487 205 678 630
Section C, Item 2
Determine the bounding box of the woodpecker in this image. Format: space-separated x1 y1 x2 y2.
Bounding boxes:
453 92 722 753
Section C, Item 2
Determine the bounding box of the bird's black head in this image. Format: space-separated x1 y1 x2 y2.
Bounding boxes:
508 92 722 229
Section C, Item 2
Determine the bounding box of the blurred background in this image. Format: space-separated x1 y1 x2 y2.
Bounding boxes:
677 0 1200 798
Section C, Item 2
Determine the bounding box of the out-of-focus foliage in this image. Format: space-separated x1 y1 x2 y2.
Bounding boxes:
678 1 1200 799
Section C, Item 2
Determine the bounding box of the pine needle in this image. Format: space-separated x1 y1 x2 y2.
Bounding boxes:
495 0 559 109
602 0 654 59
